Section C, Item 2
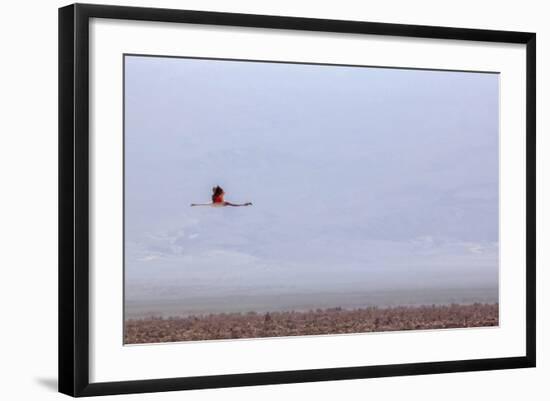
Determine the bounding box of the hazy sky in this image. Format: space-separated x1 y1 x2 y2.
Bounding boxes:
124 55 499 305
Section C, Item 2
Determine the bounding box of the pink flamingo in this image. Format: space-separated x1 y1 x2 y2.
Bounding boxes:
191 186 252 207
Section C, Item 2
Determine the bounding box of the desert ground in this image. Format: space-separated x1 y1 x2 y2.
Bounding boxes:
124 302 498 344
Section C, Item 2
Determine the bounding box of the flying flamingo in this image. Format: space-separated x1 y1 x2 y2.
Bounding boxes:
190 186 252 208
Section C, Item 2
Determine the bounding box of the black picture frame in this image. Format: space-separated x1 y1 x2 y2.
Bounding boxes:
59 3 536 397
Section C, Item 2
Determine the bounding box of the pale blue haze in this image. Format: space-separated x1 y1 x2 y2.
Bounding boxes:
124 56 499 317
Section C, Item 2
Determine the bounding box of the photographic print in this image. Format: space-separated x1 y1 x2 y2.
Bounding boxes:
123 55 499 345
